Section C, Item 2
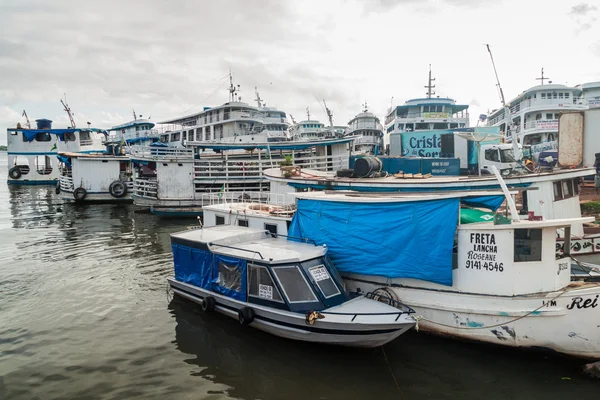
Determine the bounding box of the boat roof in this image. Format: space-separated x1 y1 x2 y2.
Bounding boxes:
58 151 126 159
110 119 155 130
190 136 356 151
159 101 258 125
457 217 595 230
293 190 512 203
171 226 326 263
263 166 594 187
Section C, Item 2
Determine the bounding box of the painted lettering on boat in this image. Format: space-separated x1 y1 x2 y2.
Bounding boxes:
566 295 599 310
557 262 568 275
542 300 557 307
466 233 503 272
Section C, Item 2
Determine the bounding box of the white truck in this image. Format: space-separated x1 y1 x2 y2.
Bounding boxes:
478 143 533 176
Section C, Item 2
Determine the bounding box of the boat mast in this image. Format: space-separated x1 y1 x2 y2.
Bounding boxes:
22 110 31 129
254 87 263 108
306 106 311 121
132 109 137 121
485 44 521 161
363 101 368 113
61 95 76 128
227 72 241 102
535 68 549 85
425 64 436 98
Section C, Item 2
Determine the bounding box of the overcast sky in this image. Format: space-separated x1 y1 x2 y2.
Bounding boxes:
1 0 599 144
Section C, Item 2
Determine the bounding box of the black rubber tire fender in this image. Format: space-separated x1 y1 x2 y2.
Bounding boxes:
55 182 61 195
109 180 128 198
8 167 21 180
238 306 255 325
73 187 87 201
201 296 216 312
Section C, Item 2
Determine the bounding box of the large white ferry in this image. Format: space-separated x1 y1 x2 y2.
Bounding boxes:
487 70 588 158
345 103 384 155
156 79 289 147
289 104 346 142
384 67 470 155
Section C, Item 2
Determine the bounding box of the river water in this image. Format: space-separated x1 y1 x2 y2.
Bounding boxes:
0 153 599 400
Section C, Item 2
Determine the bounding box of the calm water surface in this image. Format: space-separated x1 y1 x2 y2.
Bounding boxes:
1 152 599 400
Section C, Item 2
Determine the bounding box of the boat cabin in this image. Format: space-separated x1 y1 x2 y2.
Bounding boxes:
171 226 349 312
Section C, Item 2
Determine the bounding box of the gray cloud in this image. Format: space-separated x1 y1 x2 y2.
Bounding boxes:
569 3 598 16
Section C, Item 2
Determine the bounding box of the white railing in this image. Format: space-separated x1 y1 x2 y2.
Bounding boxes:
192 153 348 181
129 146 194 160
133 178 158 199
79 140 94 146
394 112 469 120
200 191 294 207
511 98 585 115
59 175 74 191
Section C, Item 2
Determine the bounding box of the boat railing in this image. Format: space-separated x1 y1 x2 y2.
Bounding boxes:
133 178 158 199
200 191 294 207
59 175 74 191
193 154 348 180
271 233 316 245
208 242 264 259
79 140 94 146
130 146 194 160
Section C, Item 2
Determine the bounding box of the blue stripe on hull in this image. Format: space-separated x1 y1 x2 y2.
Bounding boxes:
7 179 58 185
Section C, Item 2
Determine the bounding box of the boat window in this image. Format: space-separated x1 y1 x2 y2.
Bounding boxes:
216 215 225 225
35 132 52 142
238 219 249 227
514 229 542 262
64 132 76 142
216 260 243 293
553 181 563 201
248 264 283 303
541 93 546 99
80 131 91 142
308 265 341 299
546 113 553 120
562 180 573 198
264 223 277 236
573 178 580 195
272 266 318 303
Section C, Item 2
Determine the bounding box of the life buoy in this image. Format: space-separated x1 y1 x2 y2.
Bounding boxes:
55 182 61 195
73 187 87 201
109 180 128 198
238 306 255 325
201 296 216 312
8 167 21 180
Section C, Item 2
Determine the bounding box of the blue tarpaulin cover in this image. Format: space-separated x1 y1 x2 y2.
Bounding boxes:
56 155 72 167
461 195 504 211
288 198 459 286
172 244 213 290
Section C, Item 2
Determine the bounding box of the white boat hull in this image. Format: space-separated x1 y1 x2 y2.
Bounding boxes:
346 276 600 358
169 278 414 348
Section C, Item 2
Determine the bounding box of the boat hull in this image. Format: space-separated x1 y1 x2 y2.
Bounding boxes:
168 278 413 348
61 191 133 203
345 276 600 358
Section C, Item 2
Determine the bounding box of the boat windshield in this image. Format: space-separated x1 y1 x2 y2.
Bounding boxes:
301 257 343 299
271 265 319 304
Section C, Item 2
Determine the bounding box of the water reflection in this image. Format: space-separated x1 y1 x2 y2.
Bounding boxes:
170 296 600 400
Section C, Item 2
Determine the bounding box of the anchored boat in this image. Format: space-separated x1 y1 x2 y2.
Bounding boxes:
167 225 415 347
58 142 133 203
287 187 600 358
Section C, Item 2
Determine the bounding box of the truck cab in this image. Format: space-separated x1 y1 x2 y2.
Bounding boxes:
479 144 532 175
